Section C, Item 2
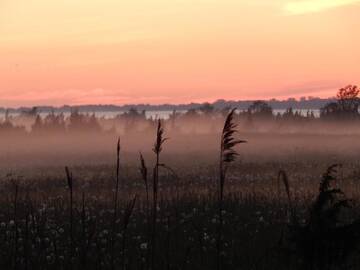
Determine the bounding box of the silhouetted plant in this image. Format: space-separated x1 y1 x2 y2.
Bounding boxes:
278 170 296 223
111 138 121 270
120 195 137 270
139 152 149 213
151 119 167 269
217 108 246 270
65 166 74 268
284 164 360 270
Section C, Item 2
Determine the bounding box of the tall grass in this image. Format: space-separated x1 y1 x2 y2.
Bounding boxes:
277 170 296 223
284 164 360 270
217 108 246 270
111 138 121 269
151 119 167 270
139 152 149 213
120 195 137 270
12 180 19 269
2 111 360 270
65 166 74 269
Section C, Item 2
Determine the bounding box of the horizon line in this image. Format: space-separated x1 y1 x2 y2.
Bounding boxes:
0 96 338 111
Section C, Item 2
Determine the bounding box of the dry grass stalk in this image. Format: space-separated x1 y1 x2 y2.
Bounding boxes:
217 108 246 270
151 119 167 270
65 166 74 268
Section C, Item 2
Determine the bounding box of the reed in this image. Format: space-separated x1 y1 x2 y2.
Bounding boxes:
217 108 246 270
139 152 149 212
111 138 121 270
151 119 167 270
12 180 19 269
277 170 296 223
284 164 360 270
121 195 137 270
65 166 74 268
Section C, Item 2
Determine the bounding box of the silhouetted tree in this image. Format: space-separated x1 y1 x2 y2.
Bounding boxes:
68 110 102 133
320 102 340 119
337 85 359 113
320 85 359 120
248 101 273 119
121 108 147 134
198 103 215 115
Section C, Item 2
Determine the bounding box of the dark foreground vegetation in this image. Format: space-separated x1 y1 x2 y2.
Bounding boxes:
0 85 360 269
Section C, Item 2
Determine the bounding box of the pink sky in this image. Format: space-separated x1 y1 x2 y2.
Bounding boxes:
0 0 359 107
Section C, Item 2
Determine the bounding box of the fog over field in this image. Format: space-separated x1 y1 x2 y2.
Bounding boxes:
1 112 360 170
1 92 360 269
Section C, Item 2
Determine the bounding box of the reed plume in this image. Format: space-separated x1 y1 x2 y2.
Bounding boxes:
139 152 149 208
151 119 167 270
111 138 121 270
217 108 246 270
219 108 247 201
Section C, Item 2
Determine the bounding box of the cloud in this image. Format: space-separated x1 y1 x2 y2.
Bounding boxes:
284 0 360 15
0 89 126 107
0 88 189 108
275 80 344 97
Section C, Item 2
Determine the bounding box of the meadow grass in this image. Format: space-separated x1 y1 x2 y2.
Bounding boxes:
0 111 360 269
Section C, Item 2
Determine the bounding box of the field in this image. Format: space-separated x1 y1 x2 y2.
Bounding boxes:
3 0 359 267
1 116 360 269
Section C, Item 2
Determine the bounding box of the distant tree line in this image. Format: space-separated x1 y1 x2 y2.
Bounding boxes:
0 85 358 136
0 96 339 114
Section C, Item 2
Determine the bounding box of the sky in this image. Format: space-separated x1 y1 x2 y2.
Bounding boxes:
0 0 359 107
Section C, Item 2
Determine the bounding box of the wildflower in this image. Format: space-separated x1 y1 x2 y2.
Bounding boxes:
140 242 148 250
